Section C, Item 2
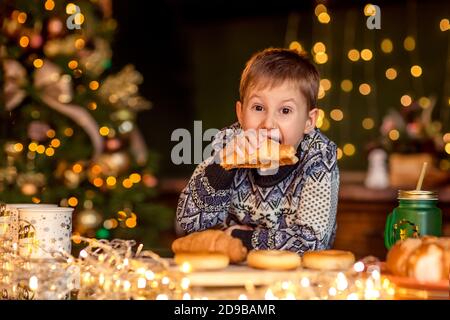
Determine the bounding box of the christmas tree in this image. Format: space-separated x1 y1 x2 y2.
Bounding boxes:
0 0 173 251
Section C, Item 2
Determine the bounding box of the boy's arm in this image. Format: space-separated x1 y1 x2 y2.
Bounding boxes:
176 154 239 236
232 143 339 254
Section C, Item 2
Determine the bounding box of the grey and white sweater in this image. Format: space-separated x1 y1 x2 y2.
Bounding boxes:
176 123 339 255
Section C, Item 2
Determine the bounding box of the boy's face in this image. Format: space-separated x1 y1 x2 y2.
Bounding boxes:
236 80 318 148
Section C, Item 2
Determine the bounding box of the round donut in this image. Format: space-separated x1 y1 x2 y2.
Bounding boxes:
174 252 229 270
302 250 355 271
247 250 301 270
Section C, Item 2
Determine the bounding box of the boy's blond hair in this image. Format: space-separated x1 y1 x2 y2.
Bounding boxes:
239 48 320 110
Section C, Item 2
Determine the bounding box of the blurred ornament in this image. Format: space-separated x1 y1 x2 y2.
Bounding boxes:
98 65 151 111
47 18 63 36
365 149 389 189
3 59 27 111
30 34 43 49
105 138 122 152
3 18 20 37
28 121 51 141
111 109 134 122
64 170 81 189
79 39 112 76
75 208 102 231
96 152 130 176
143 174 158 188
44 35 78 57
17 172 46 196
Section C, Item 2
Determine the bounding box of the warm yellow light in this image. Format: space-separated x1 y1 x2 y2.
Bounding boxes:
347 49 360 62
17 12 27 24
315 52 328 64
45 147 55 156
74 13 85 26
313 42 326 54
410 65 422 77
75 38 85 49
360 49 373 61
362 118 375 130
73 163 83 173
68 197 78 207
99 126 110 136
51 138 61 148
385 68 397 80
93 178 103 187
289 41 303 53
343 144 356 156
122 179 133 189
315 4 327 16
359 83 371 95
91 165 102 175
439 19 450 32
32 197 41 204
330 109 344 121
389 129 400 141
318 12 331 24
320 79 331 91
337 148 343 160
364 4 377 16
68 60 78 69
45 0 55 11
316 116 323 128
36 145 45 154
14 143 24 152
19 36 30 48
88 102 97 110
418 97 430 109
66 3 77 14
106 176 117 186
321 118 330 131
445 143 450 155
318 85 326 99
89 81 100 91
64 128 74 137
33 59 44 68
400 95 412 107
404 36 415 51
341 80 353 92
28 142 38 152
125 218 137 228
129 173 141 183
443 133 450 143
46 129 56 138
381 38 393 53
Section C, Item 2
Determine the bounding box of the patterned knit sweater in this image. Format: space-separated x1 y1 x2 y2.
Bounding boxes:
176 123 339 255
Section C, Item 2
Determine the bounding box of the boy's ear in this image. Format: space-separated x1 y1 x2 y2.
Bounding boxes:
236 101 243 125
304 107 319 134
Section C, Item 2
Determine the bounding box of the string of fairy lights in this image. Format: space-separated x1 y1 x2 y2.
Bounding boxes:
287 2 450 168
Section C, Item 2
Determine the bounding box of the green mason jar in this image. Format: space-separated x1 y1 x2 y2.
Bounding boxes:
384 190 442 249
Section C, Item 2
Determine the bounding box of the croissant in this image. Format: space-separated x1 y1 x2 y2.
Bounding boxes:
220 138 298 170
386 236 450 282
172 230 248 263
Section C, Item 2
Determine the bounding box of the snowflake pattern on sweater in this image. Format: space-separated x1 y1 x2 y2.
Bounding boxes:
176 123 339 255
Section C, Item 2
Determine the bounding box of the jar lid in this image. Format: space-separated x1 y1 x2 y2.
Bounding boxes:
398 190 438 200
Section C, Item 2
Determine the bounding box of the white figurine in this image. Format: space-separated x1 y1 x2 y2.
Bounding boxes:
365 148 390 189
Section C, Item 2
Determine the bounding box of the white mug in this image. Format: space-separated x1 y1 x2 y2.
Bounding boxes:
17 207 74 259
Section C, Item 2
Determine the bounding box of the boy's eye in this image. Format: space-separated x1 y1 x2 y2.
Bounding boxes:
253 105 264 111
281 107 292 114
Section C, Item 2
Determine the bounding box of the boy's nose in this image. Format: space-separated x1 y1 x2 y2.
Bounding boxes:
261 116 276 130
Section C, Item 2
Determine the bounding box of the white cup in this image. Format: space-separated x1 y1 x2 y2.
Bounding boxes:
17 207 74 259
1 204 58 242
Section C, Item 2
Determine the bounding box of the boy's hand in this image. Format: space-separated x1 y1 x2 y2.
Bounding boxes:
224 224 253 236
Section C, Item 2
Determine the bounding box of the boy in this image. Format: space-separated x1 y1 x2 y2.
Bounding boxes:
176 48 339 254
